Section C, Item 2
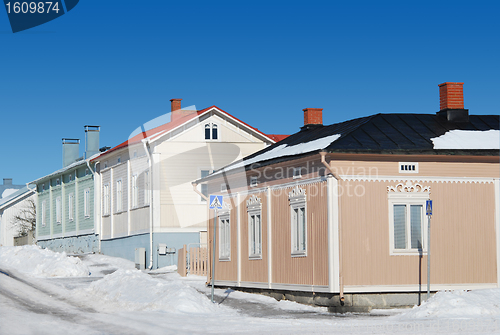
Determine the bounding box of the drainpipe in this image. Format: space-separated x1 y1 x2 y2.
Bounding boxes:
142 139 154 270
320 151 344 304
192 182 208 202
95 161 102 254
86 159 95 175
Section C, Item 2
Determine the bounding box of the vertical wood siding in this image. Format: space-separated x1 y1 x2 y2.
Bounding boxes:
341 180 497 286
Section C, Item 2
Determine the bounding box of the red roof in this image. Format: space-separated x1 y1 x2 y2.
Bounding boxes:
93 105 288 161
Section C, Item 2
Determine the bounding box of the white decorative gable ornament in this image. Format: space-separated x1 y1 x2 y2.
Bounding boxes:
387 181 431 193
246 194 262 211
288 185 306 202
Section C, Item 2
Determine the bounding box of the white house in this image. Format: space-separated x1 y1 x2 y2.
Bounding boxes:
93 99 287 268
0 186 36 246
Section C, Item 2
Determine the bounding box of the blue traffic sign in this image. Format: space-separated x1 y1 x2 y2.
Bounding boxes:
426 200 432 215
209 195 223 209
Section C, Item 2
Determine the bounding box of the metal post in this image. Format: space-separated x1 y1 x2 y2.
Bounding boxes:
211 208 217 303
427 213 431 300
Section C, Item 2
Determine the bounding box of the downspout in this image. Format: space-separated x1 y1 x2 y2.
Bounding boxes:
320 151 344 303
95 161 102 253
192 182 208 202
143 139 154 270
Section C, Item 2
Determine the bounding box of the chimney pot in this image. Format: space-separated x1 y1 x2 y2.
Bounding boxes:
303 108 323 126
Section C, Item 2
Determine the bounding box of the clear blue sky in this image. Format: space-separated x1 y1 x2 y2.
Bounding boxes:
1 0 499 185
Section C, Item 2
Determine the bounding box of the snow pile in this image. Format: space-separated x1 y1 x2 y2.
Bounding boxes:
0 245 90 277
431 129 500 149
77 268 231 314
398 289 500 319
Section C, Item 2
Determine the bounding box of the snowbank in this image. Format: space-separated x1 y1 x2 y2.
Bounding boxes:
0 245 90 277
398 289 500 319
76 268 233 314
431 129 500 149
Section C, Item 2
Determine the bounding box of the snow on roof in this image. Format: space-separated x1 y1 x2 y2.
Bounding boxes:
212 134 341 176
431 130 500 149
0 186 34 209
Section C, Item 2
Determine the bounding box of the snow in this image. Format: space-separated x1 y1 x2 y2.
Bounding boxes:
1 188 18 199
214 134 341 175
397 289 500 319
1 245 500 334
0 245 89 277
431 129 500 149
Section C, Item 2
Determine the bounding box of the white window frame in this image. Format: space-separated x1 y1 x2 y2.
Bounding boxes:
84 188 91 218
132 174 138 208
219 213 231 261
289 186 307 256
68 193 74 222
247 195 262 260
116 179 123 212
204 123 219 140
388 193 428 255
41 200 46 227
199 169 213 203
250 176 258 187
69 174 73 182
56 196 62 224
399 162 419 174
103 183 110 215
293 167 302 179
144 171 150 205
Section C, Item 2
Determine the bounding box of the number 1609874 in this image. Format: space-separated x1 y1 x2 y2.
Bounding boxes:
5 2 61 14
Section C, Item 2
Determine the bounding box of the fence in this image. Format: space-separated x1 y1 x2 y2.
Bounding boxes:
177 244 208 277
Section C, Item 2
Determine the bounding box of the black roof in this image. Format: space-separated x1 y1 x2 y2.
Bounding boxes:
199 112 499 182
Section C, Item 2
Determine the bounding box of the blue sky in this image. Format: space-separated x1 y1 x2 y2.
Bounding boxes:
1 1 499 185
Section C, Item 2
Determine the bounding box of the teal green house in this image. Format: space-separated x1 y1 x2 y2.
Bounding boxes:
32 126 102 253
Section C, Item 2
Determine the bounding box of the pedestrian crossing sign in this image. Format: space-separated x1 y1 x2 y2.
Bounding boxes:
426 200 432 215
209 195 223 209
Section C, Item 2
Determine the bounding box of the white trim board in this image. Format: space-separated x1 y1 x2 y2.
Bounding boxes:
341 175 494 184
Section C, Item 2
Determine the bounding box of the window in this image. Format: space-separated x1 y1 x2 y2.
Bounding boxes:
56 197 61 224
200 170 211 202
116 180 123 212
133 151 137 159
41 184 45 192
56 178 60 186
103 184 110 215
132 174 138 208
69 174 73 182
204 123 218 140
85 168 89 176
293 167 302 179
399 162 419 173
144 171 150 205
117 156 121 164
250 176 258 187
68 193 74 222
289 186 307 256
388 181 430 255
392 203 424 252
104 162 108 169
41 200 46 226
246 195 262 259
219 215 231 260
84 188 91 218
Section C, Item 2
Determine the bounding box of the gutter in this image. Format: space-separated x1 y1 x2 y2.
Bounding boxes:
320 151 344 303
192 182 208 202
142 139 154 270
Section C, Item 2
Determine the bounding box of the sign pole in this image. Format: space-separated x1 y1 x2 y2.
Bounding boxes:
426 200 432 301
211 208 217 303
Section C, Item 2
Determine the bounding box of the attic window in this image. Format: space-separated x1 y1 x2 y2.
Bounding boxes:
293 167 302 179
250 176 258 187
399 162 418 174
205 123 218 140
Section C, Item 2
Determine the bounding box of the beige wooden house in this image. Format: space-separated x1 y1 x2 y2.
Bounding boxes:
197 83 500 311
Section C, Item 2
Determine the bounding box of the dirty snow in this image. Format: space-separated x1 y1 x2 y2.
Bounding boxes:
431 129 500 149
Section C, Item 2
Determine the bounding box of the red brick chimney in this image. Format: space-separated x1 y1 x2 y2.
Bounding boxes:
437 82 469 122
303 108 323 126
170 99 196 122
438 82 464 110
